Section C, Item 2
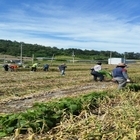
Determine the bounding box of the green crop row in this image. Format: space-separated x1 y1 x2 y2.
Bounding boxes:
0 91 110 138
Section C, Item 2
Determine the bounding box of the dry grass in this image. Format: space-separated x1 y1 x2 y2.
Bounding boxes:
0 64 114 103
1 63 140 140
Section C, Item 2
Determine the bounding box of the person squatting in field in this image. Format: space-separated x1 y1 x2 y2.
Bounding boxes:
91 62 112 82
43 64 49 71
90 62 104 82
112 63 130 90
3 63 9 71
9 63 18 72
31 63 38 72
58 63 67 76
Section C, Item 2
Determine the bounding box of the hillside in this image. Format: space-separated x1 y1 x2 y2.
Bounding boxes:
0 39 133 60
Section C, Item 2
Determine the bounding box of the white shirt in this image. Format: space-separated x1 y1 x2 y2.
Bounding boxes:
94 64 101 72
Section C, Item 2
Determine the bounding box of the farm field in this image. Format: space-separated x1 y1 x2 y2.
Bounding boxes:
0 63 115 113
1 63 140 140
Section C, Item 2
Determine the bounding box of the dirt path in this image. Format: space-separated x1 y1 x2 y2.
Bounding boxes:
0 82 115 114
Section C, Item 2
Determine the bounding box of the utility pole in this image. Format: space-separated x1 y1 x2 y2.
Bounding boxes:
51 54 54 65
20 43 22 64
72 51 75 63
32 54 34 64
110 51 112 64
124 52 126 63
3 55 5 64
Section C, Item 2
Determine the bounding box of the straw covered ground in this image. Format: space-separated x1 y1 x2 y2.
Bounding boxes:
1 63 140 140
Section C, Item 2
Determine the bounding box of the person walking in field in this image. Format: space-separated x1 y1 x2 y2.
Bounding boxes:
58 63 67 76
112 63 130 90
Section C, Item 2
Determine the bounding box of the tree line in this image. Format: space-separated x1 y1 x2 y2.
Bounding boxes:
0 39 139 60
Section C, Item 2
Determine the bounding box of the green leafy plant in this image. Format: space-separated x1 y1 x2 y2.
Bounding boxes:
0 91 109 138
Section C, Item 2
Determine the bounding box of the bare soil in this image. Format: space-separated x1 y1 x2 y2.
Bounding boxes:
0 82 115 114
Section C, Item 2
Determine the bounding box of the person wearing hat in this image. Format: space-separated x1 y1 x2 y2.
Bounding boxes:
91 62 104 82
112 63 130 90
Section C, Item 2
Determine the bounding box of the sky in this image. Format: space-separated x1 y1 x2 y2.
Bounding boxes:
0 0 140 54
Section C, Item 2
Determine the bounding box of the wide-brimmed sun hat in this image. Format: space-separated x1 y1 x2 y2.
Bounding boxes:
117 63 126 67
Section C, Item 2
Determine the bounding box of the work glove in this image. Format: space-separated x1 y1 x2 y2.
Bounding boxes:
126 79 130 82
